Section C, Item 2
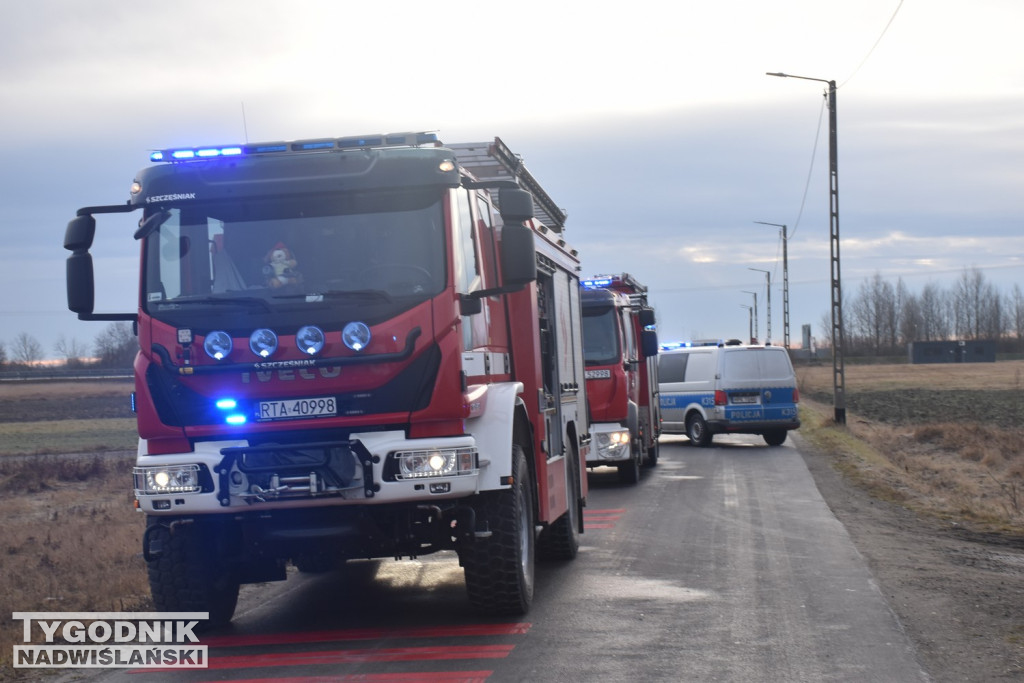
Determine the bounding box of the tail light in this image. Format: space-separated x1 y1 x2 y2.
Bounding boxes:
793 387 800 403
714 390 727 406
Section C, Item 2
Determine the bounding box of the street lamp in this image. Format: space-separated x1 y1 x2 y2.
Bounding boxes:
749 267 771 344
767 71 846 425
740 305 753 345
754 221 789 348
742 290 758 343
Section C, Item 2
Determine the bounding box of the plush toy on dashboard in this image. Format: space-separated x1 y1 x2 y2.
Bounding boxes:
263 242 301 288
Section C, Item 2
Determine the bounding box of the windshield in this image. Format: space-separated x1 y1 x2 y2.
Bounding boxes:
582 306 621 366
142 189 446 329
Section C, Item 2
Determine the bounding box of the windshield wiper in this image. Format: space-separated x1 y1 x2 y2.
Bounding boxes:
274 289 393 304
156 296 272 311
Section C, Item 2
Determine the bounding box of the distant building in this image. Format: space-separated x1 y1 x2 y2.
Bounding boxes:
908 340 996 364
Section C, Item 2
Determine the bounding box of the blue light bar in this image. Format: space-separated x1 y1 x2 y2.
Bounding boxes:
582 278 613 289
150 132 440 163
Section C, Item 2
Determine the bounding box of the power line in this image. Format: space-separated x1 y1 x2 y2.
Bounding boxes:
839 0 906 89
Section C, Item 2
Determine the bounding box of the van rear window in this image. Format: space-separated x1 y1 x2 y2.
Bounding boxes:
759 350 794 380
722 350 759 380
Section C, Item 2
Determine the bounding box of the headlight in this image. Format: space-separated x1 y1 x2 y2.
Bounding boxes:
393 448 476 479
342 321 371 351
296 325 325 355
595 430 631 458
203 331 233 360
250 328 279 357
134 465 202 495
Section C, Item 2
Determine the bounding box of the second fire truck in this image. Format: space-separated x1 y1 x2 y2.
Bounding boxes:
580 274 660 483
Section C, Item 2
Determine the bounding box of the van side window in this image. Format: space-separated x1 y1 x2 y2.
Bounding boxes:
685 352 715 382
659 352 688 383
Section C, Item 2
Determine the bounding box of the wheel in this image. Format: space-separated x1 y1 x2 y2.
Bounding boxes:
462 445 535 615
614 438 638 485
686 413 713 447
538 441 581 561
763 430 788 446
145 519 240 628
644 435 660 468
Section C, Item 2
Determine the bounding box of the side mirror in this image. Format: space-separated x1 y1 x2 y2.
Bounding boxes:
459 294 483 316
64 215 96 252
638 307 656 328
500 223 536 288
66 252 96 315
498 188 534 224
641 329 660 358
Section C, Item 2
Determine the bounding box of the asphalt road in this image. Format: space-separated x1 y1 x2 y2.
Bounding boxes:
73 434 929 682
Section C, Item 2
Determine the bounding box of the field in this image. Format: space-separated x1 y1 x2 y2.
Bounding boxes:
1 367 1023 680
795 360 1024 529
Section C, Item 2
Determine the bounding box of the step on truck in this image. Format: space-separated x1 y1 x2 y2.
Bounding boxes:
64 133 590 623
580 274 660 483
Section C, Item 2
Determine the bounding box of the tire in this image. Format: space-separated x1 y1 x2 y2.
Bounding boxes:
538 442 581 561
763 430 788 446
644 437 659 468
686 413 713 447
617 440 641 484
146 519 240 628
462 445 535 615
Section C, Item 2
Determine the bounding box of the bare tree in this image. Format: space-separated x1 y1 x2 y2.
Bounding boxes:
94 322 138 368
919 282 950 341
54 334 89 368
0 340 7 366
849 273 896 355
11 332 45 365
898 283 923 345
1012 285 1024 347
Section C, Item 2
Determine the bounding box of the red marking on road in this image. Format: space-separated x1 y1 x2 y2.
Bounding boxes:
585 508 625 526
200 623 531 648
198 673 493 683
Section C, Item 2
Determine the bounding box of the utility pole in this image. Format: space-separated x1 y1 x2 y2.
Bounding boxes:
754 221 790 348
749 268 771 344
767 72 846 424
742 290 758 343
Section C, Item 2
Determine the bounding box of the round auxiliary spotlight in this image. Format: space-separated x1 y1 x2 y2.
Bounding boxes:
342 321 371 352
296 325 326 356
249 328 279 358
203 331 233 360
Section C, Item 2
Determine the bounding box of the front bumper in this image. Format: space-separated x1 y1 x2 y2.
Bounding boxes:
134 431 487 514
586 423 632 465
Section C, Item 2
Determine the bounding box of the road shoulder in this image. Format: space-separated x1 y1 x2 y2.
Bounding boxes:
794 432 1024 682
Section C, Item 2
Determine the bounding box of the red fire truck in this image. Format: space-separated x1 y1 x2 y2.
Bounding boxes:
580 274 660 483
64 133 589 622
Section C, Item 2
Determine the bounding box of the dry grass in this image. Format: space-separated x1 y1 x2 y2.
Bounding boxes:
0 380 133 400
0 455 151 676
796 359 1024 531
0 419 137 456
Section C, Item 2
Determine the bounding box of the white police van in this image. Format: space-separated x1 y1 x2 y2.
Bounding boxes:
658 342 800 446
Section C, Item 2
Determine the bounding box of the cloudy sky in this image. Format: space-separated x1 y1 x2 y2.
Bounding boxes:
2 0 1022 358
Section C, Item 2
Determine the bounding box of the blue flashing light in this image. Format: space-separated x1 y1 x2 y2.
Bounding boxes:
216 398 238 410
226 414 247 425
150 132 438 164
582 278 613 289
